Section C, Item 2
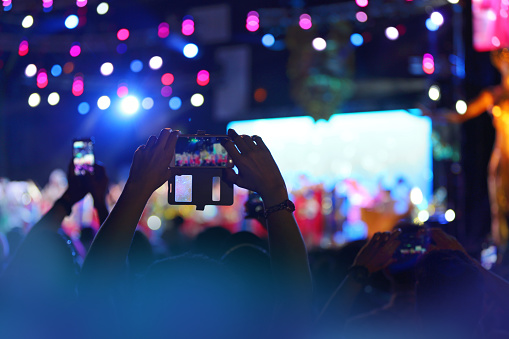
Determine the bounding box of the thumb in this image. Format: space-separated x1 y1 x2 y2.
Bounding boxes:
223 168 238 186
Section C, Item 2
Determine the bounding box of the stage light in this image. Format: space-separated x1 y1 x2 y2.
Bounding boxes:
190 93 204 107
312 38 327 51
161 86 172 97
97 96 111 110
28 93 41 107
65 15 79 29
158 22 170 38
47 92 60 106
116 43 127 54
183 43 198 58
262 34 275 47
147 215 161 230
78 102 90 114
350 33 364 46
246 11 259 32
428 85 441 101
25 64 37 77
169 97 182 110
100 62 114 76
51 64 62 77
444 209 455 222
97 2 108 15
355 0 368 7
22 15 34 28
356 11 368 22
149 56 163 70
161 73 174 86
18 40 29 56
70 43 81 57
425 18 439 31
197 70 209 86
456 100 467 114
430 12 444 26
117 85 128 98
182 17 194 36
299 14 312 30
422 53 435 74
417 210 429 222
130 59 143 72
142 97 154 110
120 95 139 115
117 28 129 41
385 27 399 40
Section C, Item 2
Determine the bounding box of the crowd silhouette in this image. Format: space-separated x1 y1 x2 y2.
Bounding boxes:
1 127 509 338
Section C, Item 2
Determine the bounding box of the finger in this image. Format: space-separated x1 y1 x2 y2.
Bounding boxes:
145 135 157 148
372 232 382 242
165 130 180 151
381 232 391 242
228 129 251 154
252 135 269 152
155 128 171 148
221 138 242 163
241 135 257 150
222 168 238 186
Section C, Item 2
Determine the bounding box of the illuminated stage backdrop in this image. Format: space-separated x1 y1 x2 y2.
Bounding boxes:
228 109 432 200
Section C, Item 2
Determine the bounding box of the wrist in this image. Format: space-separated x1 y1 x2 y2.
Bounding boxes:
347 265 370 285
260 187 289 207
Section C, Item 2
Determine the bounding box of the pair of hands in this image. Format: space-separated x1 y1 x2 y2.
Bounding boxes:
352 227 468 275
62 161 109 207
127 128 287 205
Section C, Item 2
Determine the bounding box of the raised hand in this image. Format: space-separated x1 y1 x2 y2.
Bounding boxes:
428 228 467 254
352 230 402 274
222 129 288 207
87 163 109 205
61 160 89 206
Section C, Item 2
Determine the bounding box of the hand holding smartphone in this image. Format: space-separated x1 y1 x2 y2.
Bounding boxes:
73 138 95 176
170 134 232 168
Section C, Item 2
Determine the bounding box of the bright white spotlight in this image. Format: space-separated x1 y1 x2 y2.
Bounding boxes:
428 85 441 101
410 187 423 205
147 215 162 230
120 95 140 115
100 62 114 76
190 93 204 107
97 96 111 110
47 92 60 106
385 27 399 40
28 93 41 107
65 15 79 29
456 100 467 114
97 2 109 15
22 15 34 28
418 210 430 222
312 38 327 51
25 64 37 77
149 56 163 70
445 209 455 222
430 12 444 26
183 43 199 58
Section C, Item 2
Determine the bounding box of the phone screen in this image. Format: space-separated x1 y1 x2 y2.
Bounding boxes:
172 135 231 168
73 139 94 176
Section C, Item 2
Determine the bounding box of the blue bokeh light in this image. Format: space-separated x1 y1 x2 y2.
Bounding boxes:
65 15 79 29
262 34 275 47
78 102 90 115
130 60 143 72
183 43 198 58
51 64 62 77
350 33 364 46
116 43 127 54
169 97 182 110
4 4 12 11
425 18 439 31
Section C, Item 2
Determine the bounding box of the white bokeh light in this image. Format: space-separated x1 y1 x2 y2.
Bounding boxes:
417 210 430 223
142 97 154 110
28 93 41 107
428 85 441 101
97 2 109 15
183 43 199 58
149 56 163 70
47 92 60 106
22 15 34 28
120 96 140 115
456 100 467 114
312 37 327 51
190 93 204 107
430 12 444 26
385 27 399 40
100 62 114 76
445 209 456 222
147 215 162 230
25 64 37 77
97 96 111 110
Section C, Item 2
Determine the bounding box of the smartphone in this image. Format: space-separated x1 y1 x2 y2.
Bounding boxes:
73 138 94 176
396 224 430 256
171 134 232 168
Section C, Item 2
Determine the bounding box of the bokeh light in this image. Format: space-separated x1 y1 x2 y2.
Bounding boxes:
70 43 81 57
355 0 368 7
72 75 84 96
182 17 194 36
25 64 37 77
96 2 109 15
385 27 399 40
142 97 154 110
312 38 327 51
425 18 439 31
117 85 128 98
161 86 172 97
190 93 204 107
51 64 62 77
19 40 29 56
78 102 90 114
356 11 368 23
183 43 198 58
430 12 444 26
116 43 127 54
197 70 209 86
350 33 364 46
422 53 435 74
147 215 162 230
254 88 267 103
117 28 129 41
456 100 467 114
100 62 114 76
299 14 312 30
169 96 182 110
246 11 259 32
37 70 48 89
428 85 441 101
158 22 170 38
65 15 79 29
262 34 275 47
22 15 34 28
417 210 430 222
120 96 139 115
63 62 74 74
161 73 174 86
76 0 87 7
130 59 143 72
28 93 41 107
444 209 455 222
47 92 60 106
97 96 111 110
149 56 163 70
